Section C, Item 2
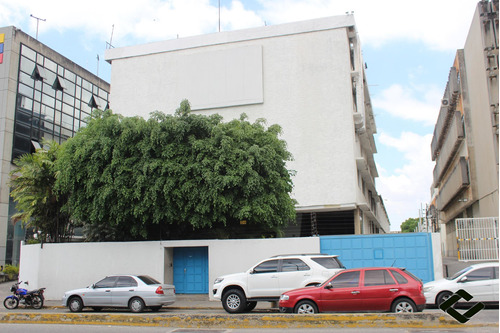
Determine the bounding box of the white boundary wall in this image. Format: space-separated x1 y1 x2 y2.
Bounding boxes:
19 237 320 300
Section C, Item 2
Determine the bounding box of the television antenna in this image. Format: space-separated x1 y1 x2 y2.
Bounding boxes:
30 14 46 40
106 24 115 49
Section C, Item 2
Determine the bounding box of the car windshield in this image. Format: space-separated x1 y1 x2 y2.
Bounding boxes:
448 266 473 280
311 257 345 269
137 275 161 285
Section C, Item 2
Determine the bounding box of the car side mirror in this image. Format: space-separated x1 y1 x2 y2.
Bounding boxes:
459 276 468 283
91 284 96 289
325 282 333 289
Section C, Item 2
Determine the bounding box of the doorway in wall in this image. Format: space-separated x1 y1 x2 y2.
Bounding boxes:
173 247 209 294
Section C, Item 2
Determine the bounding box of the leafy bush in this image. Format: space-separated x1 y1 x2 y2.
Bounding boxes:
3 264 19 280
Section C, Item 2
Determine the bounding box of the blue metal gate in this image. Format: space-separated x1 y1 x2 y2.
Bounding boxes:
320 233 434 283
173 247 209 293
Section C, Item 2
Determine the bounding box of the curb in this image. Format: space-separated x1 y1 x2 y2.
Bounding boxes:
0 312 498 329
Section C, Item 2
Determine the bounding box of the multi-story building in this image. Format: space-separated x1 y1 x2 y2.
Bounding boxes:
0 26 110 265
105 15 390 236
429 0 498 257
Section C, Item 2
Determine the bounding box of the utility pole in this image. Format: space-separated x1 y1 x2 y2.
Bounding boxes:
30 14 46 40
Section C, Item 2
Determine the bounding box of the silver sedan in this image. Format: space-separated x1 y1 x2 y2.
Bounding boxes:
62 275 175 313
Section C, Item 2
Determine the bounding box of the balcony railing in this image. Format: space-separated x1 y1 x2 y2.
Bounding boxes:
433 111 465 185
437 157 470 210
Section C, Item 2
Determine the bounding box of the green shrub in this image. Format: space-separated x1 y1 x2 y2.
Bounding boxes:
3 264 19 280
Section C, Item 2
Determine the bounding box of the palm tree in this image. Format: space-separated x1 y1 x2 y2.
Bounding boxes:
9 140 74 242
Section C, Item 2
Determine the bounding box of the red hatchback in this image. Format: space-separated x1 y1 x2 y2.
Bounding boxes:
279 267 426 314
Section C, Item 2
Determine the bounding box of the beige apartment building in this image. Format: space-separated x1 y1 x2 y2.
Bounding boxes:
430 0 498 257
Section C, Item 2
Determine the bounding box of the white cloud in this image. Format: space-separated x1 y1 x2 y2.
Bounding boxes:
258 0 479 51
376 131 434 230
3 0 479 51
372 84 442 126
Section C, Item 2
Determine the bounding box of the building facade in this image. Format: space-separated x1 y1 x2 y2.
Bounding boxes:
429 0 499 256
0 26 110 265
105 15 390 236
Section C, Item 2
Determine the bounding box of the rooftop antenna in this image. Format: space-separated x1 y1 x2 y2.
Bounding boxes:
218 0 221 32
106 24 115 49
96 54 99 77
30 14 46 40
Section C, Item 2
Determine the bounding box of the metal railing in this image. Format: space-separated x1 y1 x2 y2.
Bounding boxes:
456 217 499 261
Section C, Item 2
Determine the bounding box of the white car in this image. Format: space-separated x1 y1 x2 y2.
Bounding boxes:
62 275 176 313
212 254 345 313
423 262 499 306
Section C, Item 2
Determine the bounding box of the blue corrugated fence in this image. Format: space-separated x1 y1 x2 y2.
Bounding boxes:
320 233 434 283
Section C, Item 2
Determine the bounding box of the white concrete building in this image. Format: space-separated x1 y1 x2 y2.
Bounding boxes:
105 15 390 236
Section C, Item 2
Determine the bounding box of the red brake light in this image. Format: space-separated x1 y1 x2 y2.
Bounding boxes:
155 286 164 294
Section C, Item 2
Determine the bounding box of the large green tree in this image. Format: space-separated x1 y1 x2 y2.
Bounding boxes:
400 217 419 233
56 100 296 241
10 141 74 242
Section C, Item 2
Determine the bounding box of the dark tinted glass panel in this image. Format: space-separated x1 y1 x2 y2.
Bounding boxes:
116 276 138 287
137 276 161 285
253 260 279 273
391 270 408 284
16 111 32 125
312 257 343 269
13 135 31 153
466 267 495 281
281 259 310 272
95 276 118 288
14 123 30 136
364 269 396 286
330 271 360 288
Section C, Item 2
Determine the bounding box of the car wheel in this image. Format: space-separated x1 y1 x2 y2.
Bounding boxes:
129 297 145 313
391 298 417 313
222 289 247 313
31 295 44 309
150 306 162 312
68 296 83 312
436 291 453 307
245 301 257 312
294 300 318 314
3 297 19 310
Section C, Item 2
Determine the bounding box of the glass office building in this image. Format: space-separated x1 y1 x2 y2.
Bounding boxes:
0 26 110 265
13 43 109 159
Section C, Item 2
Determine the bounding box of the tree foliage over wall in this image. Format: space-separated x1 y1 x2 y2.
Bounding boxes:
400 217 419 233
55 100 296 241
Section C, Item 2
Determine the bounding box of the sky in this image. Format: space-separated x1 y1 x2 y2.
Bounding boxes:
1 0 481 231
